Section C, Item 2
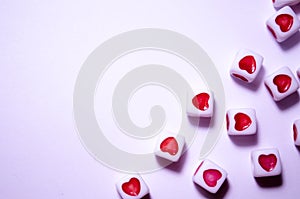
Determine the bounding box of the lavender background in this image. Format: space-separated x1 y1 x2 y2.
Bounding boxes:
1 0 300 198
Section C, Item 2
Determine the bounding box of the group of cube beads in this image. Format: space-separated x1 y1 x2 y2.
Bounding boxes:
115 1 300 198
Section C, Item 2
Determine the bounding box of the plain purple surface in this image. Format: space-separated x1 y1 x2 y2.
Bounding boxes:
1 0 300 198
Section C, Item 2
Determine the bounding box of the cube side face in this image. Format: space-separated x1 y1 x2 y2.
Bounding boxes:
251 148 282 177
273 0 300 9
230 49 263 83
293 120 300 146
186 91 214 117
193 160 227 194
227 108 257 135
154 134 185 162
116 175 149 199
264 67 299 101
266 6 300 42
297 68 300 79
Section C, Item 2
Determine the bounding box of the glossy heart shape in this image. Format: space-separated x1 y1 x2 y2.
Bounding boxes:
160 137 179 156
273 74 291 93
226 114 230 131
258 154 277 172
122 178 141 196
275 14 293 32
239 55 256 74
234 113 252 131
232 73 248 82
192 93 210 111
267 25 277 39
265 83 274 98
294 124 298 141
203 169 222 187
194 161 204 176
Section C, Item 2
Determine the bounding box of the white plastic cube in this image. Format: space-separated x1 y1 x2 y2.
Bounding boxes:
186 90 214 117
264 67 299 101
226 108 257 135
154 133 185 162
293 119 300 146
273 0 300 9
193 159 227 194
266 6 300 42
251 148 282 177
230 49 263 83
116 175 149 199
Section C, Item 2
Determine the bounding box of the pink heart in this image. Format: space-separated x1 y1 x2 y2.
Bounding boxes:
203 169 222 187
258 154 277 172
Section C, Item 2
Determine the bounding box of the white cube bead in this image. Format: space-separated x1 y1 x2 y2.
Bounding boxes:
293 119 300 146
116 175 149 199
193 159 227 194
230 49 263 83
251 148 282 177
226 108 257 135
273 0 300 9
266 6 300 42
154 133 185 162
264 67 299 101
186 90 214 117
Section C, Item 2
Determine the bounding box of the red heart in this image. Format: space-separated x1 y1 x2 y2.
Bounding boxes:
160 137 179 156
122 178 141 196
265 83 274 98
294 124 298 141
203 169 222 187
273 74 291 93
239 55 256 74
234 113 252 131
194 161 204 176
258 154 277 172
192 93 210 111
267 25 277 39
226 113 230 131
275 14 293 32
232 73 248 82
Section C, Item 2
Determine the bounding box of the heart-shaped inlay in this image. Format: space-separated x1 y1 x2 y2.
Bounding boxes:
192 93 210 111
160 137 179 156
294 124 298 141
258 154 277 172
203 169 222 187
275 14 293 32
239 55 256 74
265 83 274 98
194 161 204 176
226 113 230 131
232 73 248 82
273 74 291 93
122 178 141 196
267 25 277 39
234 113 252 131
